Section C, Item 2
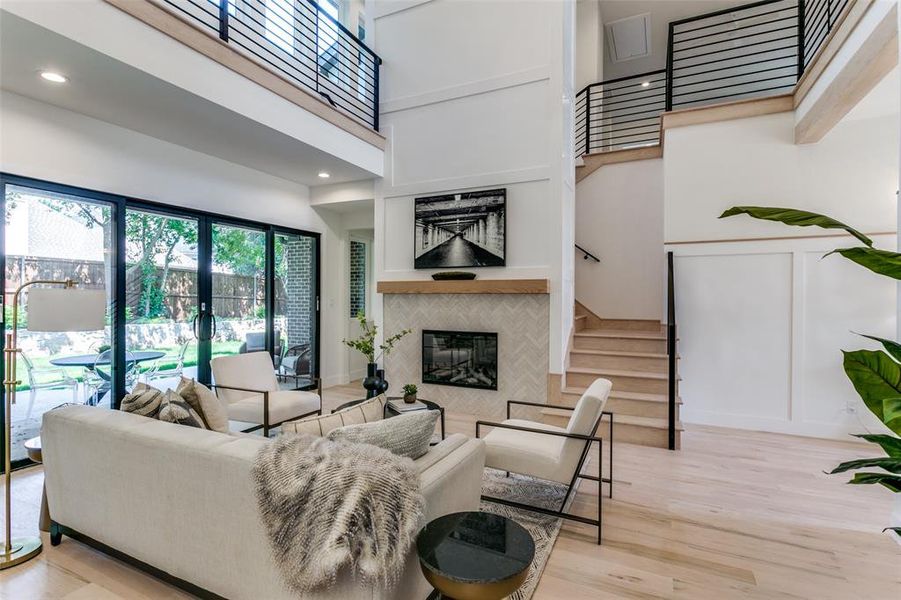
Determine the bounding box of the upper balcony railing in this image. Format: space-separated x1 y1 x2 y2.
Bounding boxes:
162 0 382 131
576 0 850 155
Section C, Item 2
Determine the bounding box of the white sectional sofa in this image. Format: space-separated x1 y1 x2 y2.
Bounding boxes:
41 405 486 600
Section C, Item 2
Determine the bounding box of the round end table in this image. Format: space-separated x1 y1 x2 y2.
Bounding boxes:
416 511 534 600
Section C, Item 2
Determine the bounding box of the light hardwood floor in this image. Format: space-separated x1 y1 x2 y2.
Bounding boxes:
2 382 900 599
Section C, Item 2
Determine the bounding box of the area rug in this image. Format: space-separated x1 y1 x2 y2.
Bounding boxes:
479 468 573 600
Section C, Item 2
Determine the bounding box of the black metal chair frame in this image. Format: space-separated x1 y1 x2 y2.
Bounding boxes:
476 400 614 545
210 377 322 437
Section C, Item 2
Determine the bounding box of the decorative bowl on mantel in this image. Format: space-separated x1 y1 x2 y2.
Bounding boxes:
431 271 477 281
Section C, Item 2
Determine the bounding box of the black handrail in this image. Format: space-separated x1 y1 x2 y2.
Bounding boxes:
575 244 600 262
160 0 382 131
666 251 677 451
577 0 852 156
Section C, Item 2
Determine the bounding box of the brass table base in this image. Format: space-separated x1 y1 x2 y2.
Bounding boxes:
1 536 42 570
422 565 528 600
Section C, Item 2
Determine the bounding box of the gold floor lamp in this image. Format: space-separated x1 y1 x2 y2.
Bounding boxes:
3 279 106 569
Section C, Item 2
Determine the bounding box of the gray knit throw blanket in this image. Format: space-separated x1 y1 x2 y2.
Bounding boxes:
252 433 425 593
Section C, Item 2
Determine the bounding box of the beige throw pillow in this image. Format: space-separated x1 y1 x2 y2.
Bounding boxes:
176 377 230 433
327 410 439 460
282 395 386 437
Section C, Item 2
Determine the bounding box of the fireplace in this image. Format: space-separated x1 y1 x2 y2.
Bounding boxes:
422 330 498 390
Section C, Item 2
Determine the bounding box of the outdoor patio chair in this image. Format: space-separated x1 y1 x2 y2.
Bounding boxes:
238 331 284 368
211 351 320 436
21 352 79 419
143 341 189 384
84 349 139 405
277 343 311 383
476 377 614 545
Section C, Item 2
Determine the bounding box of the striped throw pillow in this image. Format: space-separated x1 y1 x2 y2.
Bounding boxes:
120 383 164 418
158 390 207 429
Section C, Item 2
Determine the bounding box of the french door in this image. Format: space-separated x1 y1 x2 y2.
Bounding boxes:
1 175 320 471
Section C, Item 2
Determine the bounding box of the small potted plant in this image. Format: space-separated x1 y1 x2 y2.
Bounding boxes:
402 383 418 404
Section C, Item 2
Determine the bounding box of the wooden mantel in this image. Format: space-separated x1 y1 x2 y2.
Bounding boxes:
377 279 550 295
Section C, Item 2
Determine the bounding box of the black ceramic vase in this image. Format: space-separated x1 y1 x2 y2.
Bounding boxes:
375 369 389 395
362 363 381 399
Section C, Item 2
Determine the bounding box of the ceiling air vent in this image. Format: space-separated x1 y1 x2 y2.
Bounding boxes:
605 13 652 62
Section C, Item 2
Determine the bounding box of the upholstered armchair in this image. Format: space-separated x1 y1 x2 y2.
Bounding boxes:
476 378 613 544
210 351 321 436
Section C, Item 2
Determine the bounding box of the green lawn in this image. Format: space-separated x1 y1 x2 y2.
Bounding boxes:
12 341 243 391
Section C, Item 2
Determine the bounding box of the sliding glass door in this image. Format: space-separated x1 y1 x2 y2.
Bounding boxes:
124 208 200 391
210 222 269 371
1 175 321 471
3 184 117 463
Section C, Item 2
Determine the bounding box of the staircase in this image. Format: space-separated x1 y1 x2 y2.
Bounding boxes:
545 305 683 449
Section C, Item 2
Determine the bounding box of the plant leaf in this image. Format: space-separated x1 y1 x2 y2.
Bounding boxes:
853 434 901 457
885 398 901 429
719 207 873 246
825 247 901 280
856 333 901 363
842 350 901 432
830 457 901 474
884 527 901 536
847 472 901 492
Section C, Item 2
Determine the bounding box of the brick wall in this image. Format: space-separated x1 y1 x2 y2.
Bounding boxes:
350 240 366 318
284 238 315 372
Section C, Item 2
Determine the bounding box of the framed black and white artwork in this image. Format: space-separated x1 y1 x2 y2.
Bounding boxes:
414 189 506 269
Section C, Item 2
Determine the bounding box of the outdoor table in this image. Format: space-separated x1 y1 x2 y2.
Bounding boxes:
50 351 165 403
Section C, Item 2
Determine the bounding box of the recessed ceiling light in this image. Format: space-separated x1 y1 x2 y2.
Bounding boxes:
641 81 650 88
39 71 68 84
317 171 330 178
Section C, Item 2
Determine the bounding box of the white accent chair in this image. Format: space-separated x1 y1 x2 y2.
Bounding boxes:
477 378 613 544
211 351 321 436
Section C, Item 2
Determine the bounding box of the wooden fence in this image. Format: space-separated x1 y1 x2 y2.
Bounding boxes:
5 256 287 320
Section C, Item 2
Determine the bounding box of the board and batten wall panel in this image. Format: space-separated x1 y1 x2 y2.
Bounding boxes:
673 235 896 439
372 0 573 375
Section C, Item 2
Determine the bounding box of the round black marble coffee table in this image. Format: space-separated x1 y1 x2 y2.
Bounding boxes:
417 511 535 600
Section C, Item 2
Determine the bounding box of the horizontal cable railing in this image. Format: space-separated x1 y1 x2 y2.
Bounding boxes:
803 0 849 69
575 70 666 155
666 0 800 111
160 0 381 131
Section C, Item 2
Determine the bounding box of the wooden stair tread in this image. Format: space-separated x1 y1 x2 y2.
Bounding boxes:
540 408 684 431
563 388 682 404
575 330 667 340
569 349 669 359
567 366 669 380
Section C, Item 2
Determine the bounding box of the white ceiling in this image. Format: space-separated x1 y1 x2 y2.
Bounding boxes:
599 1 748 80
0 11 376 187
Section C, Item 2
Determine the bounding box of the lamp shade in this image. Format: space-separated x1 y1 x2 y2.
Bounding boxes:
26 287 107 332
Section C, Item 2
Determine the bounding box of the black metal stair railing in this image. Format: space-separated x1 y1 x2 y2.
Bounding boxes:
575 70 667 155
576 0 851 157
666 0 801 111
802 0 850 69
161 0 382 131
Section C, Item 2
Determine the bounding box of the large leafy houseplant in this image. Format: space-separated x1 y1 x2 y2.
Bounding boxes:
721 207 901 536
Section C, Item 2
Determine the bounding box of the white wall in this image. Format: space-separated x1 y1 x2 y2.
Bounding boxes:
576 0 602 90
665 108 899 439
0 90 359 387
575 158 664 320
371 0 574 373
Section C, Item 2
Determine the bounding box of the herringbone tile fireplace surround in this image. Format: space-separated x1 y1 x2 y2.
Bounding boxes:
383 292 550 419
